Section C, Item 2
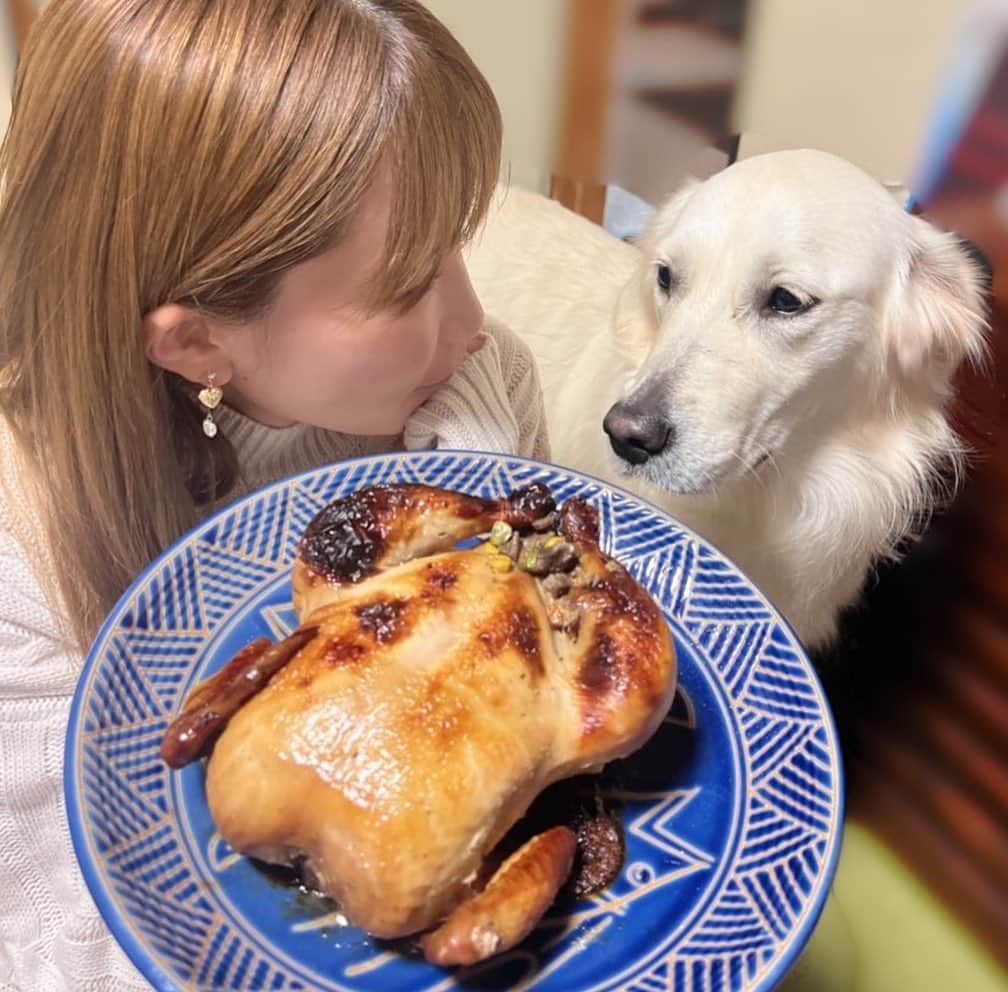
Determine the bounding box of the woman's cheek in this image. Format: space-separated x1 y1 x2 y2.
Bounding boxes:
381 316 439 375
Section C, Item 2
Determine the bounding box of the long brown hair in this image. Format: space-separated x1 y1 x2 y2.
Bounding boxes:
0 0 501 651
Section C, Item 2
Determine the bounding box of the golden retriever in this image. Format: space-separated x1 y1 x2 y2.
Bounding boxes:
466 150 988 649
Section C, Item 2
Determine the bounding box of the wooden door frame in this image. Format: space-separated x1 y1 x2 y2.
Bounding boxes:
555 0 621 186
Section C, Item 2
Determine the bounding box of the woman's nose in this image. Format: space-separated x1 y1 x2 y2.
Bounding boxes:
440 253 484 341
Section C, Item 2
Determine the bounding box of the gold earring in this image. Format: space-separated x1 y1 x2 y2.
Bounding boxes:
198 373 223 438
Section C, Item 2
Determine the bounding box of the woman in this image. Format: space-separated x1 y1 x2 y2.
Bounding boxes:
0 1 547 986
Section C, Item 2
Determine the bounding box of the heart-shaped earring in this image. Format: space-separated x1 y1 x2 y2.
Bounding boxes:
198 373 223 438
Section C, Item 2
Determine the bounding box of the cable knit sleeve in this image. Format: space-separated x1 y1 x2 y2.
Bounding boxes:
492 319 551 460
402 318 551 460
0 523 148 991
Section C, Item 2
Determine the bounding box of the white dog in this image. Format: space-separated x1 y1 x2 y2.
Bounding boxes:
466 150 987 650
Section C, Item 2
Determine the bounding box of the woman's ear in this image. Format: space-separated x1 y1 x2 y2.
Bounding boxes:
143 303 232 385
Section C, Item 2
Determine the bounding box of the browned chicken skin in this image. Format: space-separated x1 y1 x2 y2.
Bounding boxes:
162 483 676 965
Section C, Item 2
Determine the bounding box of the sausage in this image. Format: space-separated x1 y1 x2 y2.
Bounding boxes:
159 626 317 768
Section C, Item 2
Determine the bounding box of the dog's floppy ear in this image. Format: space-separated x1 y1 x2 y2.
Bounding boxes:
613 179 699 358
883 218 989 377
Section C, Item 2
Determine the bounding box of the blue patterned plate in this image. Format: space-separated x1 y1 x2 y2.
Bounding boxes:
66 453 843 992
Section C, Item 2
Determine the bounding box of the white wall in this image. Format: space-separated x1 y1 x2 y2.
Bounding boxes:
734 0 969 185
421 0 569 193
433 0 971 195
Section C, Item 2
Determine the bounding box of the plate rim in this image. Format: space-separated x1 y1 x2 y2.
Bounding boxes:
64 449 846 992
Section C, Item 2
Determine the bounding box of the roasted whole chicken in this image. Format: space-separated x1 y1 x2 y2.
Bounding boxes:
162 482 676 966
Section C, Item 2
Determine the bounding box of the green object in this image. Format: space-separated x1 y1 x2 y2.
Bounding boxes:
489 520 513 546
779 821 1006 992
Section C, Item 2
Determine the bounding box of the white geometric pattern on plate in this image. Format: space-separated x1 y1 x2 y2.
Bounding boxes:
66 452 843 992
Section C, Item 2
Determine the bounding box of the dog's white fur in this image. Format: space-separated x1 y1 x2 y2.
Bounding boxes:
466 150 988 649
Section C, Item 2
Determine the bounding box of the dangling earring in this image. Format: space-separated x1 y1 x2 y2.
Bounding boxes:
198 373 223 438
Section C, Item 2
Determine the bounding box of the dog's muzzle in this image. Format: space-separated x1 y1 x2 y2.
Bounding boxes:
603 402 674 465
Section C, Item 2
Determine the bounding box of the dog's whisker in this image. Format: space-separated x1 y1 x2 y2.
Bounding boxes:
729 450 768 491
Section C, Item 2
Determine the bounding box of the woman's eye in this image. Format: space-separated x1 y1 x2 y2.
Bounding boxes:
766 287 813 315
656 264 672 294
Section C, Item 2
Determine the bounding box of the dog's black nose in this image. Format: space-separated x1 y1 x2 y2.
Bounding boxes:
603 403 674 464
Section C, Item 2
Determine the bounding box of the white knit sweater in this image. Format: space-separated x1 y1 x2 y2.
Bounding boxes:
0 319 548 991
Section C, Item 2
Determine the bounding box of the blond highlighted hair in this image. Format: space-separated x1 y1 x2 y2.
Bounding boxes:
0 0 501 650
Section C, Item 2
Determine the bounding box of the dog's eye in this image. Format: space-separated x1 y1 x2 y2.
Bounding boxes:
656 264 673 294
767 287 810 315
